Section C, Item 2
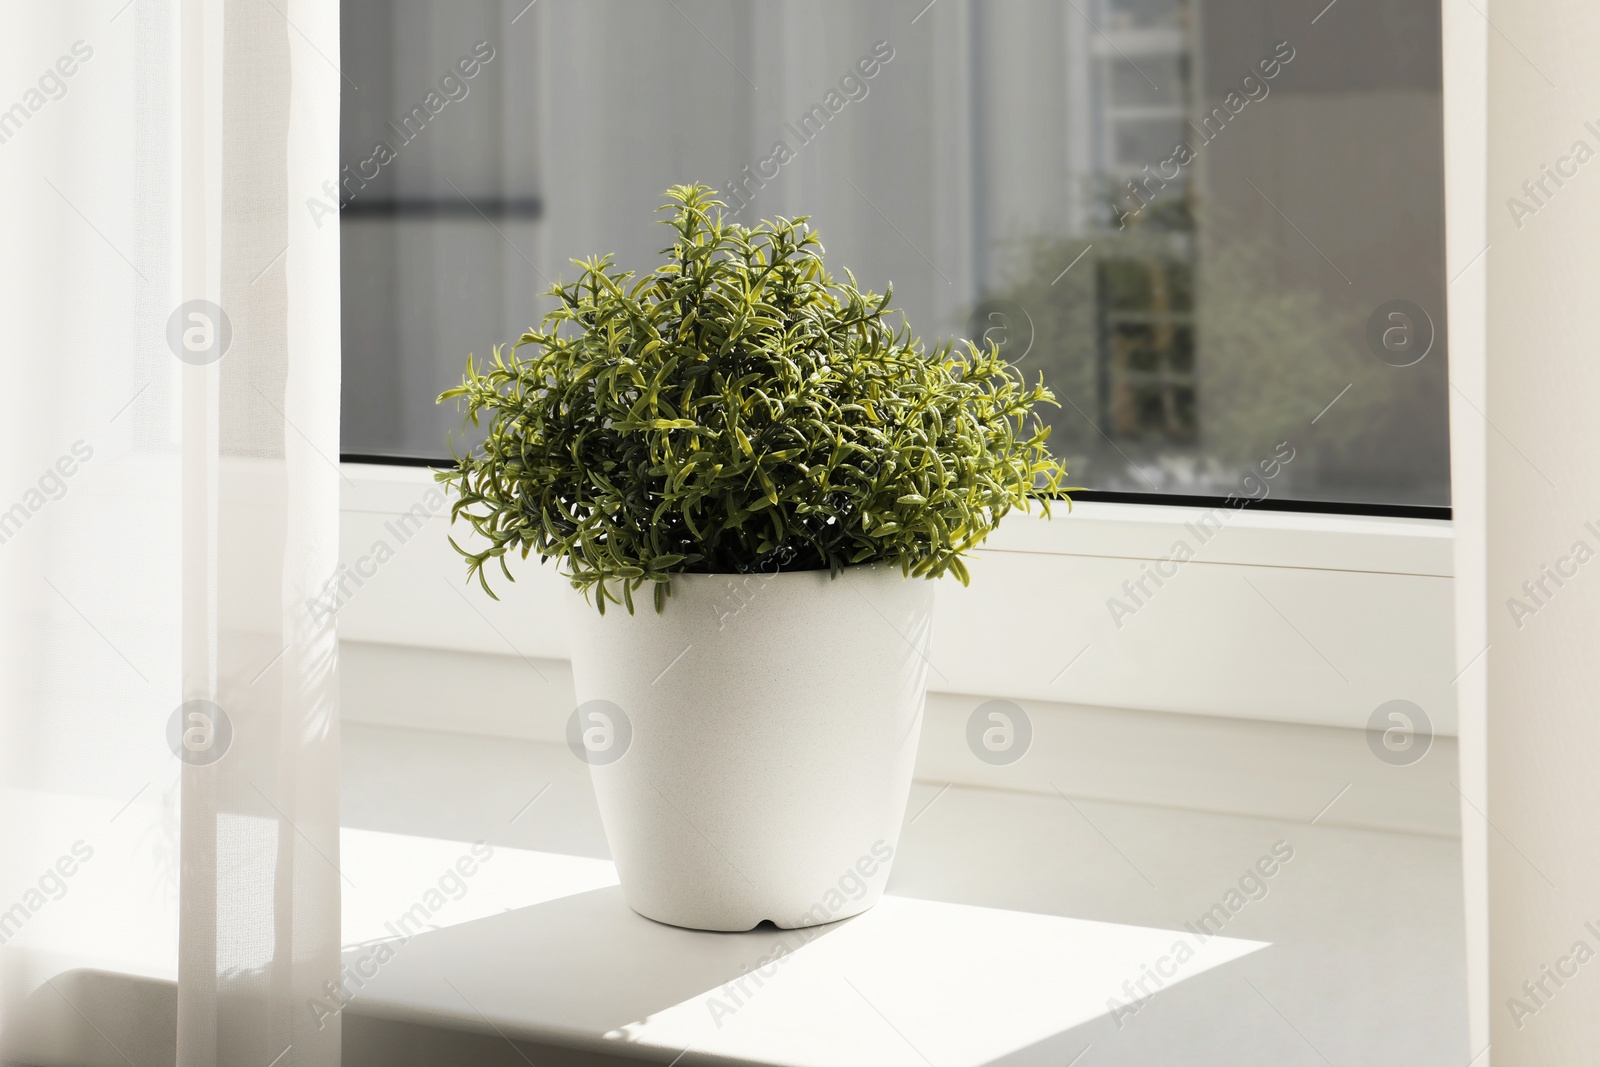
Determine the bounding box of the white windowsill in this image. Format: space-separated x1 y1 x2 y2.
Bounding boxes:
8 721 1466 1066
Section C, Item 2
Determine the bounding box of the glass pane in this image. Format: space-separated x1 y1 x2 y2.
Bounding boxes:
340 0 1449 509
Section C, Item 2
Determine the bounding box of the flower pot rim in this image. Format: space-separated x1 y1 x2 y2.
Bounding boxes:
663 559 905 580
565 559 925 585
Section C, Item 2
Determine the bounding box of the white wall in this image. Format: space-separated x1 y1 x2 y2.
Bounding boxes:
1448 0 1600 1060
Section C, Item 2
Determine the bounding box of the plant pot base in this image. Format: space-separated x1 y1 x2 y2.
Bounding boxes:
623 892 879 933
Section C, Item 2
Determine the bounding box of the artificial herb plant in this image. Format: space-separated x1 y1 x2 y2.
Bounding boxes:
437 184 1069 613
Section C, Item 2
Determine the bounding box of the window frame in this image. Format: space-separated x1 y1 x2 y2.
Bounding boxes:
334 460 1456 736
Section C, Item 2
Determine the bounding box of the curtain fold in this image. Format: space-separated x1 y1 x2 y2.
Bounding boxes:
1 2 342 1064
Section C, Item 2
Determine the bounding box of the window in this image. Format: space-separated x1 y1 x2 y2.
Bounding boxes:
339 0 1448 510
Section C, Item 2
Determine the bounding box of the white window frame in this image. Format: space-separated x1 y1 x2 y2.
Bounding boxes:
334 461 1456 737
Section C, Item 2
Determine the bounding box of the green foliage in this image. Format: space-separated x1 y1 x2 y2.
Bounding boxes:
437 184 1068 613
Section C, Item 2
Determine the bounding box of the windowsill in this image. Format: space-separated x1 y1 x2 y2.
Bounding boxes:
335 841 1266 1066
3 718 1466 1066
322 719 1466 1066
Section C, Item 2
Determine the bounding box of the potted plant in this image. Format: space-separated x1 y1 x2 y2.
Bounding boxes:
438 185 1066 931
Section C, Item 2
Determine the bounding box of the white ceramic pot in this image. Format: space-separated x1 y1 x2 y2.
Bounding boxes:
564 562 935 931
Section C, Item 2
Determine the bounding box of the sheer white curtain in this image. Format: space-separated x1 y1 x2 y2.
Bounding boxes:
0 2 342 1065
